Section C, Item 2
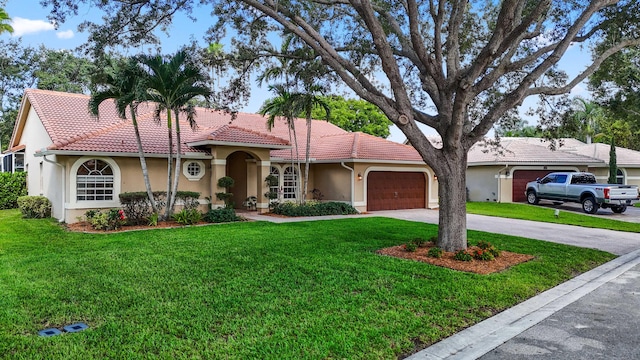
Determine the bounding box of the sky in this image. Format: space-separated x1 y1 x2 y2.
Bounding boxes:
2 1 592 143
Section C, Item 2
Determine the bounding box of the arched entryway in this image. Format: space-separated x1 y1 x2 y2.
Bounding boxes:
226 151 258 209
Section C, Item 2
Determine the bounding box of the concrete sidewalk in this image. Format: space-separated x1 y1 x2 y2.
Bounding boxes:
243 208 640 359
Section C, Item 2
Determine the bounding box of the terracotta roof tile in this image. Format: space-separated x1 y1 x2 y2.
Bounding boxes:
23 89 424 164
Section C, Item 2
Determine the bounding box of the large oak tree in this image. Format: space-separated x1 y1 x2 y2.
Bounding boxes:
42 0 640 251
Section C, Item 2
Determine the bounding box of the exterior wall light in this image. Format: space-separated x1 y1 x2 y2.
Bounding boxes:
357 172 363 180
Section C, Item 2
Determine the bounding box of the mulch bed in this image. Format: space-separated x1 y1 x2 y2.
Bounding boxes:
377 242 535 274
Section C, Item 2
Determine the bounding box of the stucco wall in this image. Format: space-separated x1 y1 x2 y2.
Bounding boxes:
312 163 352 202
59 155 212 223
19 107 66 220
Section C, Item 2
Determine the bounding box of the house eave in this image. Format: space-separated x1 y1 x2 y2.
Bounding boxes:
35 150 212 159
467 161 605 167
285 158 428 165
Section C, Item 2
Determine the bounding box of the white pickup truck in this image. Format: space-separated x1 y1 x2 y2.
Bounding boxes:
525 172 639 214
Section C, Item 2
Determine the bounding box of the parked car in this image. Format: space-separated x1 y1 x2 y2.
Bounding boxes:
525 172 639 214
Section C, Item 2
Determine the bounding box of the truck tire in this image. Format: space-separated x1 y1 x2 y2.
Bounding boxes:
612 205 627 214
526 190 539 205
582 196 599 214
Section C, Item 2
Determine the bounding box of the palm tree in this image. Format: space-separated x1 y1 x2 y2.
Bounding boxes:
137 50 211 219
259 84 301 202
290 85 330 204
89 58 158 215
572 98 603 144
0 8 14 35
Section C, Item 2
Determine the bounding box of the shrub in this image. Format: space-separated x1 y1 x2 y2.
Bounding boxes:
119 192 153 225
405 242 417 252
473 248 495 261
217 176 235 189
17 196 51 219
173 209 202 225
0 172 27 209
454 250 473 262
412 237 427 247
270 201 357 217
86 209 126 230
427 246 443 258
203 207 241 223
477 240 501 258
148 212 159 226
175 191 201 211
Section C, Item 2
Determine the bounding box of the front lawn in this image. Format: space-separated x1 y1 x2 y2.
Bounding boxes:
0 209 615 359
467 202 640 233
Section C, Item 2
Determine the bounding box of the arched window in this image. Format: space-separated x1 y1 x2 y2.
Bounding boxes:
283 166 298 200
76 159 114 201
616 169 625 185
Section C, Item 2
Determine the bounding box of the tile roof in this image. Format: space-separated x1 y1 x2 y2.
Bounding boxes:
18 89 423 163
562 143 640 166
468 138 604 165
271 132 424 162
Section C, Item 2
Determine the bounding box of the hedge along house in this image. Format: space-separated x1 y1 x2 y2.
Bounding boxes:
465 137 640 203
7 89 437 223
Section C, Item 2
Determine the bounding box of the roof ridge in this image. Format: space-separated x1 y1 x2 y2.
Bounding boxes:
351 132 359 158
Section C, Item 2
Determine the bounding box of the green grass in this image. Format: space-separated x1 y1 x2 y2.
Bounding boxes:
0 209 615 359
635 202 640 208
467 202 640 233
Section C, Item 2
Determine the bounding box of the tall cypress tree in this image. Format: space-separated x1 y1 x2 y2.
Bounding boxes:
608 137 618 184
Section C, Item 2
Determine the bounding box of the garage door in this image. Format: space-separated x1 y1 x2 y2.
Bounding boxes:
367 172 426 211
512 170 553 202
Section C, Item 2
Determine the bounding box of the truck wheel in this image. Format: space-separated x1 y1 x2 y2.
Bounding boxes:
612 205 627 214
526 190 539 205
582 196 599 214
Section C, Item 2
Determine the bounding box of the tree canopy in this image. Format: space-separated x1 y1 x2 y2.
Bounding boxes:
0 41 94 151
311 96 392 138
40 0 640 251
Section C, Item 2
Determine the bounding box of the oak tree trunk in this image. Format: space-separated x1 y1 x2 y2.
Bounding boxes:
435 149 468 252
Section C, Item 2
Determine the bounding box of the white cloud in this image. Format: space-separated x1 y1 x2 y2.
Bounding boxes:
56 30 74 39
10 17 55 37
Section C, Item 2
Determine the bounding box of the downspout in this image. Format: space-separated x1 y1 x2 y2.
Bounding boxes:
42 154 66 223
340 162 354 205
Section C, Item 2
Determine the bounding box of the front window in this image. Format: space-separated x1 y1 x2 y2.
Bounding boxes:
76 159 114 201
270 166 280 198
283 166 298 200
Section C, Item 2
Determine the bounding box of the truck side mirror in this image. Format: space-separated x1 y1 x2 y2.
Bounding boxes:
536 177 540 183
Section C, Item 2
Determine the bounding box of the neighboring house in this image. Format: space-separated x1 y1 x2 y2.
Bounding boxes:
6 89 437 223
466 137 640 203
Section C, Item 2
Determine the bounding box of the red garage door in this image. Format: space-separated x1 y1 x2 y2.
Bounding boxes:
367 172 426 211
512 170 553 202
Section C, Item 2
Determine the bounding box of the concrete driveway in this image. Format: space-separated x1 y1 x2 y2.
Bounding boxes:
370 209 640 255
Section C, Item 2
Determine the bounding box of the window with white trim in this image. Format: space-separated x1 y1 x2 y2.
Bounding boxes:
283 166 298 200
270 166 280 196
183 160 205 181
616 169 625 184
76 159 114 201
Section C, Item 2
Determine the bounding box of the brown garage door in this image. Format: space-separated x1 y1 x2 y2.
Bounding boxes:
367 171 426 211
512 170 553 202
